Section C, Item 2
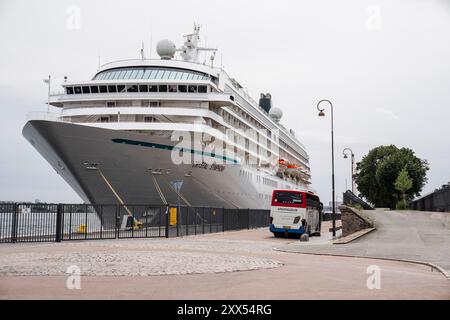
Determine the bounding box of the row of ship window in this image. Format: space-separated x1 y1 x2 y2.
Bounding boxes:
66 84 208 95
94 68 210 81
96 116 157 123
240 170 278 188
257 194 271 201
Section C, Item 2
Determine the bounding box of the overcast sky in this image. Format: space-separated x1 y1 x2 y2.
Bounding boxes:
0 0 449 204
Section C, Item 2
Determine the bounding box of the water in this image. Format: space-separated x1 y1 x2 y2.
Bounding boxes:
0 210 102 241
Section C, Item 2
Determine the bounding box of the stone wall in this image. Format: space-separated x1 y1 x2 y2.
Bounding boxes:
339 205 374 237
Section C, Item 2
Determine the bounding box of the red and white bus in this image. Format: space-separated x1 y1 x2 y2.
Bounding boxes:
269 190 322 237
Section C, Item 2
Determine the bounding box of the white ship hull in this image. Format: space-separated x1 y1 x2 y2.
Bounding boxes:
23 120 309 210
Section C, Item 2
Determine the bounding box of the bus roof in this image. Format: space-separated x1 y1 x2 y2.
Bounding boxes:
272 189 317 196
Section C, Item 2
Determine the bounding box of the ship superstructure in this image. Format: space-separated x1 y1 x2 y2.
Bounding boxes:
23 25 312 209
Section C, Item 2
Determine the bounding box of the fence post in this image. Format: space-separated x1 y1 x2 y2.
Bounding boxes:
11 203 18 243
202 207 205 235
55 204 63 243
186 207 189 236
165 205 169 238
115 205 120 239
247 209 250 230
222 208 225 233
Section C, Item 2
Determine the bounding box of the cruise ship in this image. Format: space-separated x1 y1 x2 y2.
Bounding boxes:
23 25 312 210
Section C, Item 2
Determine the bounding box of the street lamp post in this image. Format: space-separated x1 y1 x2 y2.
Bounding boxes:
343 148 355 194
317 99 336 237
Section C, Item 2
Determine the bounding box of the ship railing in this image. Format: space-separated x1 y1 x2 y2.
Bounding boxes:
26 111 66 122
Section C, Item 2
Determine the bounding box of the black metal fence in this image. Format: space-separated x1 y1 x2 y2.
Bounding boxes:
0 203 270 244
321 212 341 222
343 190 374 210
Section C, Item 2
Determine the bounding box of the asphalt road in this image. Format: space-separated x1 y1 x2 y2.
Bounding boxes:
278 209 450 277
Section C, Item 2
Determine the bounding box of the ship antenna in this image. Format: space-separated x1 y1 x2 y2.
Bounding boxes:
150 24 153 59
140 42 145 60
210 51 216 68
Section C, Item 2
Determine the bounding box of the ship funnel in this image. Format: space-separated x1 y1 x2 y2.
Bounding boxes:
259 93 272 113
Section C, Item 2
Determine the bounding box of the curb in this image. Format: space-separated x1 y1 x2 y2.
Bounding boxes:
273 247 450 280
333 228 376 244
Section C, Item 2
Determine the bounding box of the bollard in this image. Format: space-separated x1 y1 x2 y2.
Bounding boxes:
55 204 63 243
11 203 18 243
165 206 169 238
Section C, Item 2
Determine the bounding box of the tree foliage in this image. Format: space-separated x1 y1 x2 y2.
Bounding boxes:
355 145 429 208
394 167 413 209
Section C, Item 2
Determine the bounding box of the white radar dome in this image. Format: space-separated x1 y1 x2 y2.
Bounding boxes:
156 39 176 59
269 107 283 122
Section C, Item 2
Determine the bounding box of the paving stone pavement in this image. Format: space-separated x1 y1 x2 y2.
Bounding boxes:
0 237 284 277
0 251 282 276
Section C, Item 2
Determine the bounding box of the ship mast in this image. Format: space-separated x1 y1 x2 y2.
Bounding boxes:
177 23 217 64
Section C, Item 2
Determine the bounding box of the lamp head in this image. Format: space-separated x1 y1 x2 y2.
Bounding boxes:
318 110 325 117
344 154 348 159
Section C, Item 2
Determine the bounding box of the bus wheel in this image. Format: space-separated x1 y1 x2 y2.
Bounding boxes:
273 232 283 238
300 234 309 242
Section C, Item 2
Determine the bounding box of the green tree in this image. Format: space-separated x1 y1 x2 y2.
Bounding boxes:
394 167 413 209
355 145 429 208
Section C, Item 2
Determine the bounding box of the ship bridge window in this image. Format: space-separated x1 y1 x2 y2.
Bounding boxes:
120 70 132 79
126 85 138 93
168 72 177 80
143 69 154 79
111 71 120 79
136 69 144 79
94 67 210 81
69 83 209 95
130 70 139 79
155 70 163 80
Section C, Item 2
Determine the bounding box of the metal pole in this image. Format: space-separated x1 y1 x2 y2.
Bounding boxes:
165 206 169 238
331 104 336 237
55 204 62 243
351 153 355 194
11 203 18 244
317 100 336 237
343 148 354 194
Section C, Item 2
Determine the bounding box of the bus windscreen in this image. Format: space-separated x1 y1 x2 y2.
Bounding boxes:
273 191 303 205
